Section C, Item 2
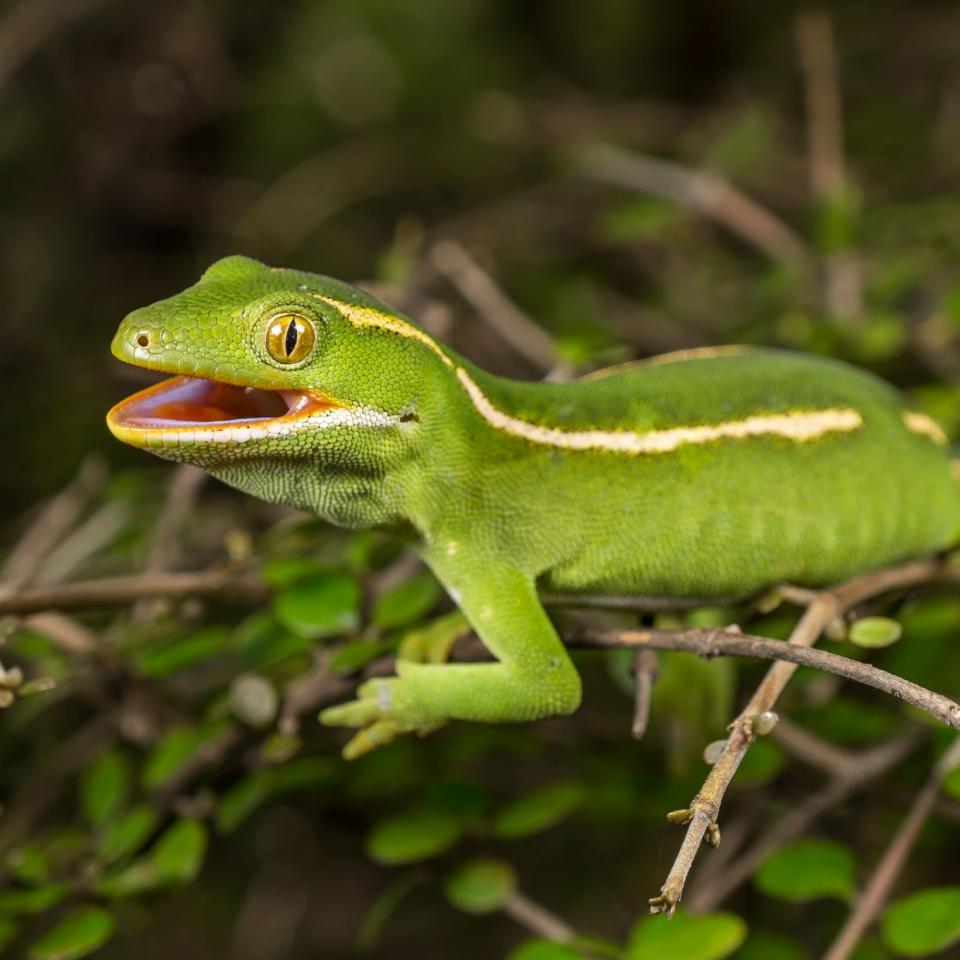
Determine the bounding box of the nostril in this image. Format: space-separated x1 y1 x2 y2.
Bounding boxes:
136 332 150 348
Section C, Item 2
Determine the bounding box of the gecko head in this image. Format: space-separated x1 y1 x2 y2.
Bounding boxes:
107 256 432 484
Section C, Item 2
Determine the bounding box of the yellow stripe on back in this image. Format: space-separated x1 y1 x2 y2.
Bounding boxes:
580 345 751 382
312 294 454 368
457 368 863 455
902 411 948 446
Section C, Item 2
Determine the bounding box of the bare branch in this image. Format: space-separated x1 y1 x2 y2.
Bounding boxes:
822 735 960 960
577 625 960 730
0 568 268 616
795 7 862 320
133 464 206 621
503 891 577 945
577 142 812 270
1 456 107 593
429 239 560 375
645 556 958 916
631 649 658 739
686 730 923 913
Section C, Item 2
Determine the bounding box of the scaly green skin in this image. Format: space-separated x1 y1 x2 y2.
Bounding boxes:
108 255 960 757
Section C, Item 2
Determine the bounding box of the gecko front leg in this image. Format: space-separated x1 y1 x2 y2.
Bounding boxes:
320 560 582 758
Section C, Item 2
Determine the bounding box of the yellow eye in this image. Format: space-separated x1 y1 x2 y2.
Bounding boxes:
265 314 316 364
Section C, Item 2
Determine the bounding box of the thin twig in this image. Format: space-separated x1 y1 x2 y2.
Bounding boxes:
502 891 576 944
578 625 960 731
821 735 960 960
0 568 269 616
133 464 206 621
577 142 811 270
646 556 957 916
429 239 560 374
630 649 658 739
686 729 923 913
795 7 862 320
769 716 858 778
0 455 106 593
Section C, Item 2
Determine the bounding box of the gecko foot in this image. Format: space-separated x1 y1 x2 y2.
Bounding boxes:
319 669 445 759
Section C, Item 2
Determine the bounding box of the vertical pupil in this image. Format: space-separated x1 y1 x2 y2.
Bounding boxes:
284 318 299 357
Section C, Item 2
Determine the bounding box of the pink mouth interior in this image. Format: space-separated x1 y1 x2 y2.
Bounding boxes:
118 376 312 427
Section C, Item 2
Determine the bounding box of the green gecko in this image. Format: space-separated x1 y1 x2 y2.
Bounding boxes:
107 255 960 758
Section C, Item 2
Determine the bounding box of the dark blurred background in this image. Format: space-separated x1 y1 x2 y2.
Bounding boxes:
4 2 960 959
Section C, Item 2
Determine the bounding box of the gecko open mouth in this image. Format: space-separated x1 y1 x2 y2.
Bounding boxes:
107 375 341 444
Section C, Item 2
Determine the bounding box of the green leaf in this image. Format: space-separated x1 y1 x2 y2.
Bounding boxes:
273 571 360 640
134 627 231 678
627 910 746 960
355 874 422 953
96 806 158 864
215 758 339 834
151 819 207 884
28 907 114 960
96 819 207 898
0 885 69 915
733 929 811 960
492 782 585 838
444 858 516 914
142 721 231 790
5 845 50 885
754 839 856 902
943 763 960 801
366 810 464 865
329 638 391 673
509 941 588 960
0 916 18 952
80 751 129 827
372 573 440 630
731 739 786 789
849 617 902 649
881 887 960 957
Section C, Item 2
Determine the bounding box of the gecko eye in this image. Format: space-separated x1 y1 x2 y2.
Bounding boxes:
265 314 316 364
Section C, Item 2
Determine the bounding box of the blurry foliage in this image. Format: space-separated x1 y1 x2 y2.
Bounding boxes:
2 0 960 958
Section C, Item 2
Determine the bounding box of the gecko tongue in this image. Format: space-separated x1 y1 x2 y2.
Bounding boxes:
112 375 330 428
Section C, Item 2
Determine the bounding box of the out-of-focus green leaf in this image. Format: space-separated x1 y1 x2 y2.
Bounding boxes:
80 751 129 827
96 806 158 864
849 617 902 649
273 571 360 640
5 845 50 885
355 873 422 953
732 928 811 960
366 810 464 865
731 739 786 789
754 839 856 902
881 887 960 956
0 885 69 915
134 627 231 678
96 819 207 898
142 721 232 790
627 909 746 960
0 916 18 952
215 758 338 834
151 819 207 884
260 555 324 587
790 699 898 745
444 858 516 913
28 907 114 960
329 638 392 673
372 572 440 629
508 941 588 960
492 782 585 838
